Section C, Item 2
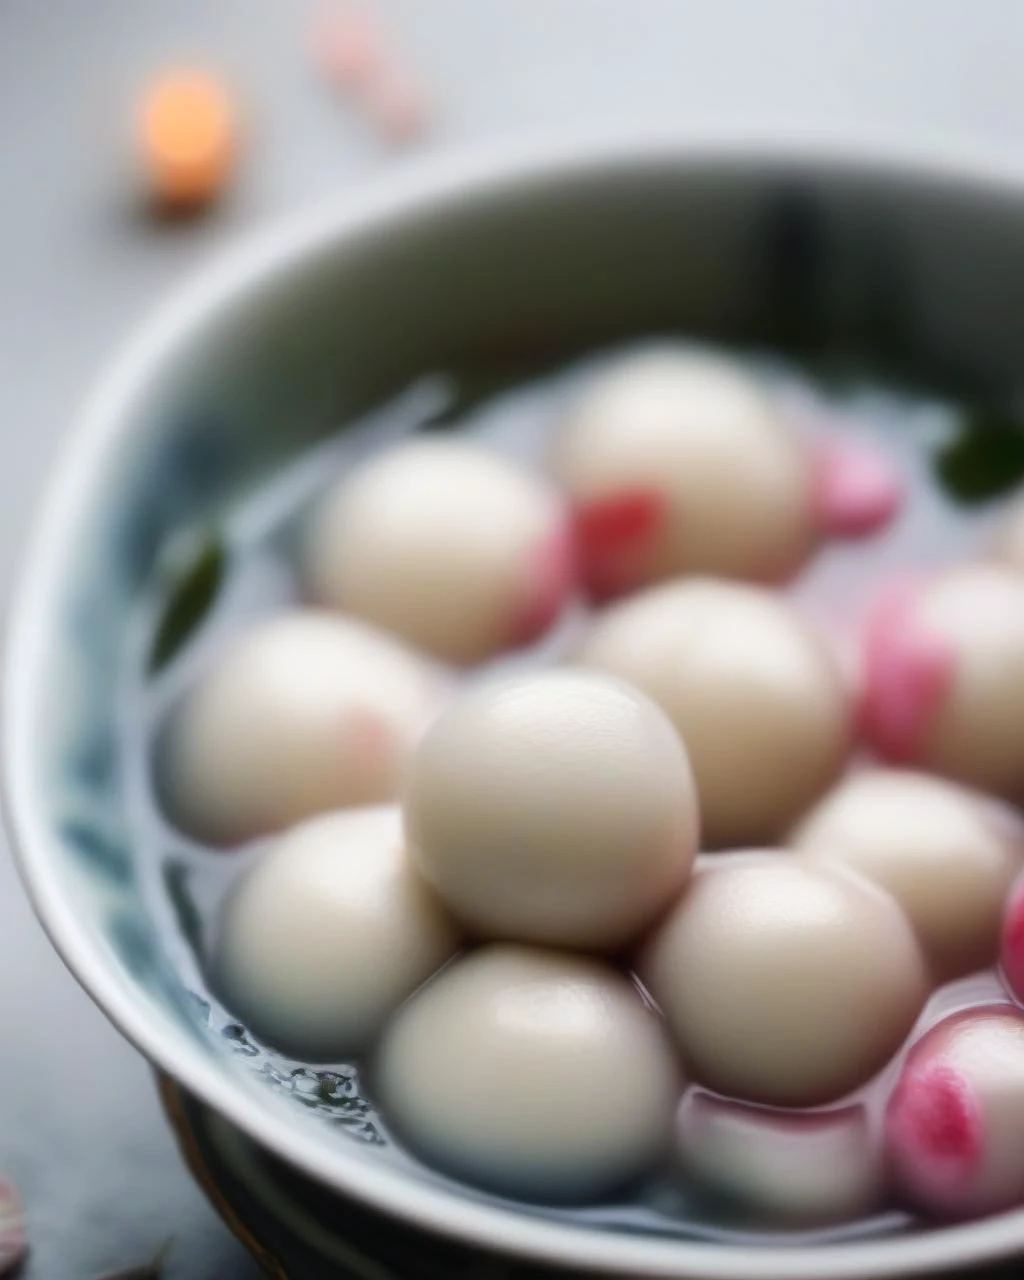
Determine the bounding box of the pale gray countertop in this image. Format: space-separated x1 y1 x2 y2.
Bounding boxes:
4 3 1024 1275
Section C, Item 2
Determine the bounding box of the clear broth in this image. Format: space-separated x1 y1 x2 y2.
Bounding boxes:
125 343 1024 1242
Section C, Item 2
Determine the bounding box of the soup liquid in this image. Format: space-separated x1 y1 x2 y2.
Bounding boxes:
124 345 1023 1242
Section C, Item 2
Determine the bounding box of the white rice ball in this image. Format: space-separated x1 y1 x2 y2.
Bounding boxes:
305 439 573 664
214 806 458 1058
376 944 680 1199
642 856 929 1107
405 670 698 950
160 610 442 845
580 579 850 848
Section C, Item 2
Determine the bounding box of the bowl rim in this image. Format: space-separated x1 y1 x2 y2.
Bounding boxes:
8 126 1024 1279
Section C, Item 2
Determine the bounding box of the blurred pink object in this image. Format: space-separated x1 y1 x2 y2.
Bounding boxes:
309 3 432 146
811 437 905 538
365 67 431 145
311 5 385 90
573 489 664 602
858 577 952 764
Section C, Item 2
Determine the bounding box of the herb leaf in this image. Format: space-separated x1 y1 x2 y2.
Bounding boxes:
148 533 226 673
935 407 1024 505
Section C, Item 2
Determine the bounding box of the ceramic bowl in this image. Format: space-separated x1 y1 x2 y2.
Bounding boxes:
8 133 1024 1279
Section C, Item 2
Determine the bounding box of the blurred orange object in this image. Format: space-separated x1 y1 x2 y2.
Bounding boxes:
139 70 238 210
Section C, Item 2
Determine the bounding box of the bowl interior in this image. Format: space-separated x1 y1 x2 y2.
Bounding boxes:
10 139 1024 1279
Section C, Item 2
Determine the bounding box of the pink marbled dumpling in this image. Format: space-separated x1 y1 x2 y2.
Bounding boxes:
999 870 1024 1004
553 349 902 600
677 1092 883 1223
553 350 817 598
886 1007 1024 1219
860 565 1024 799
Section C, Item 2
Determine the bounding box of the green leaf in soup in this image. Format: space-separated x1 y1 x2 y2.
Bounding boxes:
148 532 226 673
935 407 1024 505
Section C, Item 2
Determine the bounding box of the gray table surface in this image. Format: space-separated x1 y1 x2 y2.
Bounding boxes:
5 2 1024 1275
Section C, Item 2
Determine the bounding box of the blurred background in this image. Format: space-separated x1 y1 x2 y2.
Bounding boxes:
4 2 1024 1275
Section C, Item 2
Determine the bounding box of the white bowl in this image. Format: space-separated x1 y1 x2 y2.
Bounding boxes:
7 131 1024 1278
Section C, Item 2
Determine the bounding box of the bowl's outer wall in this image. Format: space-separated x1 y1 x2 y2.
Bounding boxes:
11 144 1024 1280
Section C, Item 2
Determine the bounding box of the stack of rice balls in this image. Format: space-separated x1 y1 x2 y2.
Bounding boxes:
156 346 1024 1229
